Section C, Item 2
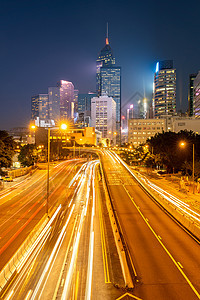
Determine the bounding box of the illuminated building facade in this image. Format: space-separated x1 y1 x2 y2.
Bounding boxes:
128 118 166 146
188 73 197 117
96 28 121 141
48 87 60 123
57 80 74 120
31 94 49 120
73 89 79 118
91 95 116 142
153 60 176 118
194 71 200 118
78 92 96 115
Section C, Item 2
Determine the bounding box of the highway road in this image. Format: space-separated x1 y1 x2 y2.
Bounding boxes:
1 151 200 300
100 150 200 300
0 159 126 300
0 159 84 271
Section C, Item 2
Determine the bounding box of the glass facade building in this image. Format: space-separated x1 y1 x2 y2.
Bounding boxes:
188 73 197 117
153 60 176 118
48 87 60 124
96 34 121 141
57 80 74 120
78 93 96 115
31 94 49 120
100 67 121 131
194 71 200 118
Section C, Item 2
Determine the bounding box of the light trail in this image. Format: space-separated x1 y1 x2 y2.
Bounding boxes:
61 160 98 300
85 162 98 299
109 151 200 225
30 205 75 300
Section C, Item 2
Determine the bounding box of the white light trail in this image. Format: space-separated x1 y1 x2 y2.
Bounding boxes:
30 205 75 300
110 151 200 224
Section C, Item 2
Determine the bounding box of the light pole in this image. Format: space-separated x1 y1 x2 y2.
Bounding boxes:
180 141 195 194
46 123 68 217
73 140 75 158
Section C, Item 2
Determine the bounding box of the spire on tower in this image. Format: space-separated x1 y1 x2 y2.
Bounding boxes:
106 22 109 45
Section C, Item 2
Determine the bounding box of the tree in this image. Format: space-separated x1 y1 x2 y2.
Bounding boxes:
147 130 200 173
0 131 16 171
18 144 37 167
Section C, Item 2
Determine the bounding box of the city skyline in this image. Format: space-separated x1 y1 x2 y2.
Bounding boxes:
1 0 200 129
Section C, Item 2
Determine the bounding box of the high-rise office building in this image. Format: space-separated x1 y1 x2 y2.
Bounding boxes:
48 87 60 124
31 94 49 121
193 71 200 118
57 80 74 120
153 60 176 118
91 95 116 142
96 27 121 141
78 92 96 115
73 89 79 118
188 73 197 117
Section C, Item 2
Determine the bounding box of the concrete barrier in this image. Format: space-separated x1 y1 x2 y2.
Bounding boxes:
100 162 134 288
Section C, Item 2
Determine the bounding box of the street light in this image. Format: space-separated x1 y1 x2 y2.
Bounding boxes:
60 123 67 130
180 141 195 194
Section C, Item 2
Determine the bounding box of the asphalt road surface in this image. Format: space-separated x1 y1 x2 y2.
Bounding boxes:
100 150 200 300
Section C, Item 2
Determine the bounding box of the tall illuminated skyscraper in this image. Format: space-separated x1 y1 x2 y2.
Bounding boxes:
188 73 197 117
31 94 49 120
193 71 200 118
153 60 176 118
57 80 74 120
48 87 60 123
96 25 121 141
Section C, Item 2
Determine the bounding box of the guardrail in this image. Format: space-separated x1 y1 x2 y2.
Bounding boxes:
99 161 135 288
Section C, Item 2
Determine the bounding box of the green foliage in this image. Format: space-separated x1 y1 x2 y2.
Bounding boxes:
147 130 200 173
18 144 37 167
0 130 16 169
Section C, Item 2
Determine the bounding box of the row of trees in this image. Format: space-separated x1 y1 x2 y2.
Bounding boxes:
0 131 16 174
120 130 200 179
146 130 200 176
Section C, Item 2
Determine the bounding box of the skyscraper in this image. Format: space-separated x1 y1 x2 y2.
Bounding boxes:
31 94 49 121
78 92 96 115
73 89 79 119
153 60 176 118
188 73 197 117
193 71 200 118
91 95 116 142
48 87 60 124
96 26 121 141
57 80 74 120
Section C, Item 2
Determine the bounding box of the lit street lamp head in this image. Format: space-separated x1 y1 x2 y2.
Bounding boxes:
180 141 186 147
61 123 67 130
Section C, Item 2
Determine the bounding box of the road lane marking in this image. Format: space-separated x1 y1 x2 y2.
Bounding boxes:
122 184 200 300
75 271 79 300
116 292 142 299
177 262 183 268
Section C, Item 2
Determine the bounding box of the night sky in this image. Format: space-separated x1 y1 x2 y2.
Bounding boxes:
1 0 200 129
